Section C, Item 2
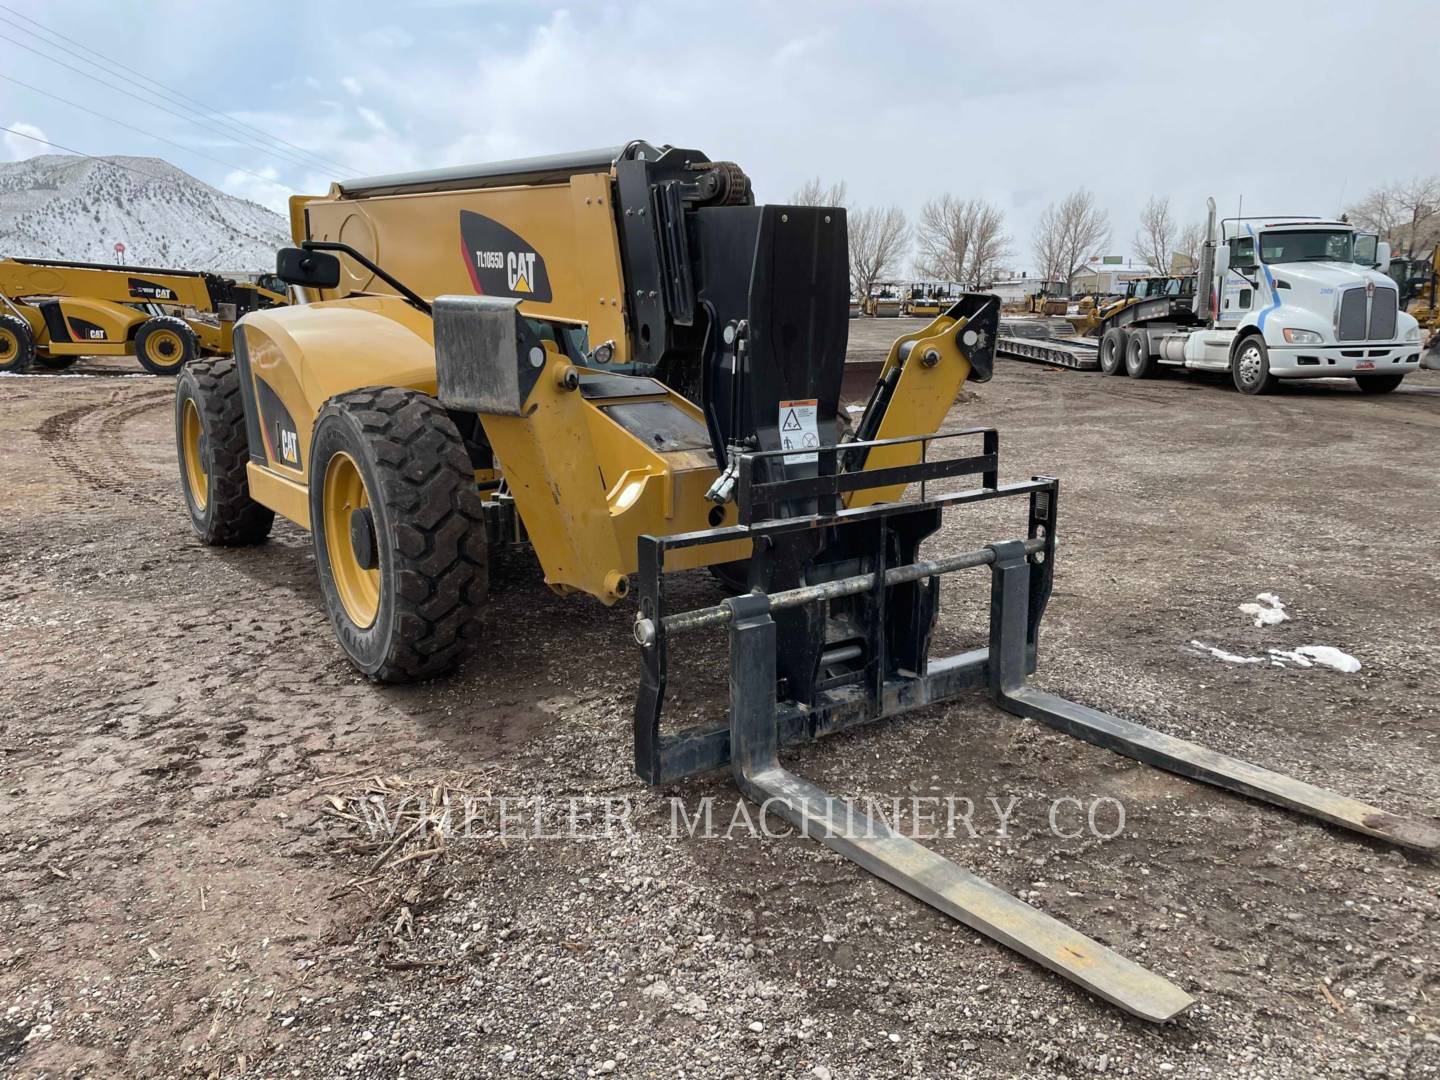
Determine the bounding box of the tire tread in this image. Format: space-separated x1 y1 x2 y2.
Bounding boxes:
316 387 488 683
181 357 274 545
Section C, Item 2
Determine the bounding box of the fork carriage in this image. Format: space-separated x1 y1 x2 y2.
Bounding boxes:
632 426 1439 1022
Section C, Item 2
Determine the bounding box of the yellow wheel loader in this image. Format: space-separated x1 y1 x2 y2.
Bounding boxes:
1397 240 1439 352
0 257 285 376
174 141 1438 1021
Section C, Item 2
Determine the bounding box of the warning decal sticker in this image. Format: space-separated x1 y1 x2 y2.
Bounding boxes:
778 398 820 465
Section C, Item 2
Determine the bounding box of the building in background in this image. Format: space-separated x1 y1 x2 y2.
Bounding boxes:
1070 256 1152 296
985 269 1066 304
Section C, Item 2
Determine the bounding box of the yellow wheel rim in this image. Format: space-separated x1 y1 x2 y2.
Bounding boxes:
147 329 184 367
0 328 17 362
323 451 380 629
181 398 208 511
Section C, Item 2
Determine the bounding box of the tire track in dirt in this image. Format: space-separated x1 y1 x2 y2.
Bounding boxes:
34 388 174 508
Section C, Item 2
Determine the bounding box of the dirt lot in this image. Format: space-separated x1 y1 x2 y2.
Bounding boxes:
2 332 1438 1079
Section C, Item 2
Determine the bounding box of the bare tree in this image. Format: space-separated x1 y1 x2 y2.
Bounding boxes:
1133 196 1176 273
1032 188 1110 292
1031 204 1068 284
848 206 911 299
915 195 970 282
966 202 1009 289
791 176 848 207
1175 220 1206 271
915 195 1010 289
1347 175 1440 256
1347 185 1401 244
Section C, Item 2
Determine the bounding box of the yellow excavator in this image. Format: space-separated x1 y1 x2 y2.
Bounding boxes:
173 141 1438 1022
0 257 285 375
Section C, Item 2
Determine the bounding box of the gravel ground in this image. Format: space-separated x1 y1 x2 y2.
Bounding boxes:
1 333 1438 1079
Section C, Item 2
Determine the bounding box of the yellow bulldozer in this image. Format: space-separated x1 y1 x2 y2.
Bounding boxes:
0 257 286 375
173 141 1438 1022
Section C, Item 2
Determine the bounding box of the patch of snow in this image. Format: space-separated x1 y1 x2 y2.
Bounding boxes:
1239 592 1289 627
846 404 864 413
1293 646 1361 674
1189 640 1263 665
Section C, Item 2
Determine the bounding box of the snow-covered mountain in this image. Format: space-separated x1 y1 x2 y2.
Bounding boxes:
0 154 289 272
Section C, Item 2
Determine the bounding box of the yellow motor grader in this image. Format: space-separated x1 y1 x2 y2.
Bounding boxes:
0 257 285 375
174 141 1438 1022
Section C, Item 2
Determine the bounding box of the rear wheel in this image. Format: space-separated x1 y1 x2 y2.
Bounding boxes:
1231 335 1277 395
36 355 79 371
1124 328 1156 378
1355 374 1404 394
135 315 197 376
0 314 35 374
175 358 275 545
1098 327 1125 375
309 387 489 683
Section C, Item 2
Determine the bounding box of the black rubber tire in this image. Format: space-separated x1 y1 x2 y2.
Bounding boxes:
309 387 488 683
135 315 198 376
1355 374 1404 394
1098 327 1125 375
708 561 752 594
175 358 275 546
1124 328 1156 378
36 355 80 371
0 313 36 374
1231 334 1277 395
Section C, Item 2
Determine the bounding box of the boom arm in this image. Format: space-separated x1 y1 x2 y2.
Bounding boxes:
0 257 271 317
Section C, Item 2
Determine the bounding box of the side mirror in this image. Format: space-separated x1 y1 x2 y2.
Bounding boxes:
276 247 341 289
1213 242 1230 278
1376 241 1391 274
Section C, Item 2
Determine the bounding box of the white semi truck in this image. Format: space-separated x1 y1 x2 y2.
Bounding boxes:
1098 198 1425 394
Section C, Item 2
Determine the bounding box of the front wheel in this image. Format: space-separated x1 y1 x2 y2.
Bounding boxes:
708 560 752 594
1231 335 1277 395
1355 374 1404 394
309 387 489 683
135 315 198 376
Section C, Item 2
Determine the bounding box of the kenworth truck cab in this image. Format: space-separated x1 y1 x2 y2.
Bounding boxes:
1104 200 1424 394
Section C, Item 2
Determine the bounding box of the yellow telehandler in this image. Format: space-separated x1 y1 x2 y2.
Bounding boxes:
0 257 285 375
174 141 1438 1022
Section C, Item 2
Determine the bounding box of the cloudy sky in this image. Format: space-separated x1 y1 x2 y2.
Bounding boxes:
3 0 1438 272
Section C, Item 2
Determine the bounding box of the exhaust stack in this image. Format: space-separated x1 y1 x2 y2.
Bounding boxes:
1194 197 1217 322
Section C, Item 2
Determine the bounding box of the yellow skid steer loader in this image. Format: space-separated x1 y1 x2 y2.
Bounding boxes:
174 141 1438 1022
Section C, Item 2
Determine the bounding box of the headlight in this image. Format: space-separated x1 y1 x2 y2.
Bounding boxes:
1283 328 1324 344
1405 326 1421 342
